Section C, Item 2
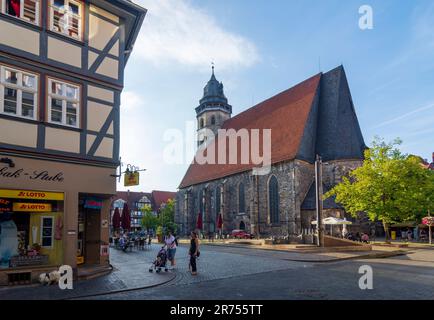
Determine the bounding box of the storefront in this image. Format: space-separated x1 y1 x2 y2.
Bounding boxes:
0 155 116 285
0 189 64 271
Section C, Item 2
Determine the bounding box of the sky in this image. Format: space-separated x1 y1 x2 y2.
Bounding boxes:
117 0 434 192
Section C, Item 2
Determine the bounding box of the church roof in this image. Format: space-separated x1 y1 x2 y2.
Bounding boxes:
179 66 366 189
300 182 343 210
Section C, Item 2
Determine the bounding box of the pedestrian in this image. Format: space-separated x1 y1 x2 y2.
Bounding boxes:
164 230 177 269
407 228 412 242
189 231 200 276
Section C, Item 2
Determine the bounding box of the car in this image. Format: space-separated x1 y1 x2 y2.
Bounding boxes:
231 229 254 239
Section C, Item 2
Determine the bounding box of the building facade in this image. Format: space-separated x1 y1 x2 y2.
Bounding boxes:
0 0 146 285
175 66 367 241
110 190 176 232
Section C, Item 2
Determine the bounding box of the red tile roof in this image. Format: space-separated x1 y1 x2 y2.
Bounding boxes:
151 190 177 210
179 73 321 188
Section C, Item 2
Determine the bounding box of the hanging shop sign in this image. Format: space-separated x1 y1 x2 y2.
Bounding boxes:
0 189 64 200
0 198 12 212
84 198 103 209
124 171 139 187
13 203 52 212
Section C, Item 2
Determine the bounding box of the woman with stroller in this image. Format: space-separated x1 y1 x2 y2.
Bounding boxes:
189 231 200 276
164 230 177 269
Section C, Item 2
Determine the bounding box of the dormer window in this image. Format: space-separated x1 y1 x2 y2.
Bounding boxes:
1 0 40 25
49 0 82 41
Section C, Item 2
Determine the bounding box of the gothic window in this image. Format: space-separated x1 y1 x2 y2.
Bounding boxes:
198 190 204 213
238 182 245 213
211 115 216 125
215 186 221 216
268 176 279 224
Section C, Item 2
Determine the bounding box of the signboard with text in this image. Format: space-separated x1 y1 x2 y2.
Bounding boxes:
124 171 139 187
13 203 52 212
0 189 64 200
0 199 12 212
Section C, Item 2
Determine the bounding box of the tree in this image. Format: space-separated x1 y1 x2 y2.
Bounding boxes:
140 205 159 234
325 137 434 241
159 199 177 234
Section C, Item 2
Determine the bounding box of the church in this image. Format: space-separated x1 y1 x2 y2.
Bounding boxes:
175 66 367 241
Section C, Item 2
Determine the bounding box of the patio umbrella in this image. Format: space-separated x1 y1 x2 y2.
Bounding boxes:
196 212 203 230
112 208 121 230
311 217 352 237
217 213 223 230
121 203 131 231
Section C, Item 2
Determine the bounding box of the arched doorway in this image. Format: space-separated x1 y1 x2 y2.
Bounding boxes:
239 221 246 230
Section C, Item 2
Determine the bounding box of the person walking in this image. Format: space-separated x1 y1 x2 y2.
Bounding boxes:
164 230 177 269
189 231 200 276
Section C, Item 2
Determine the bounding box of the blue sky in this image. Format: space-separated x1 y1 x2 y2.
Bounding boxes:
117 0 434 192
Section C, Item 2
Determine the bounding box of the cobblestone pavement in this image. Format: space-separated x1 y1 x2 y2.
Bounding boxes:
84 249 434 300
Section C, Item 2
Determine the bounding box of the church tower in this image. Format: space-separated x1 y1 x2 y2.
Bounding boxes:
196 66 232 147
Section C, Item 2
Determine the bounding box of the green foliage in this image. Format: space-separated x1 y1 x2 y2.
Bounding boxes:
140 205 159 232
159 199 177 234
325 137 434 229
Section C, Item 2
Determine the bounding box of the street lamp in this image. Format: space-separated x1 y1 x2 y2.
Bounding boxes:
315 155 325 247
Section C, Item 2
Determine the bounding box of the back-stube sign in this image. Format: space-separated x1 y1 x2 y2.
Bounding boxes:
0 166 64 182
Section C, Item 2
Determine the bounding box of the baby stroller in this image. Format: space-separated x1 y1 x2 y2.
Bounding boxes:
149 246 169 273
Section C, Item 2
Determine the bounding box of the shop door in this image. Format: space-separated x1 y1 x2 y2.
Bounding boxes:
85 210 101 265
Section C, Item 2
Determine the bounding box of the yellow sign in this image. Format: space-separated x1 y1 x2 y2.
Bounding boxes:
77 256 84 265
0 189 64 200
13 203 52 212
124 171 139 187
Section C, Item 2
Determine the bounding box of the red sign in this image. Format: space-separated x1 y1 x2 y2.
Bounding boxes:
0 199 12 212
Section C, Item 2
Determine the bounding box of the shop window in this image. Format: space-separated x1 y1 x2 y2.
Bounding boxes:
0 65 38 120
47 78 80 128
1 0 40 25
49 0 82 41
41 217 54 248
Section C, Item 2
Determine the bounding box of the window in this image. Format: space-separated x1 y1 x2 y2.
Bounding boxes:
1 0 40 25
238 182 245 213
0 66 38 119
41 217 54 248
199 118 204 129
211 115 216 125
215 186 221 216
268 176 279 224
48 78 80 127
49 0 82 40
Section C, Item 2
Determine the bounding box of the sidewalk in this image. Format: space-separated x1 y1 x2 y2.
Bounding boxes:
0 245 175 300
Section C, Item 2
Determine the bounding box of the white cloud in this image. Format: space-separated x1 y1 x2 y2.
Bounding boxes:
120 91 145 111
132 0 260 71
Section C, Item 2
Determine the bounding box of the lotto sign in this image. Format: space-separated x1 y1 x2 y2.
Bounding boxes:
124 171 139 187
13 203 52 212
0 189 64 200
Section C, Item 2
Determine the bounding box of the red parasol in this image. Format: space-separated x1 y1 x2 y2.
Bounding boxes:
121 203 131 231
196 212 203 230
217 213 223 230
112 208 121 230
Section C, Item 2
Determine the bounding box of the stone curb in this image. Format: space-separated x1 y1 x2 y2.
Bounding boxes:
200 243 407 262
63 272 177 300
